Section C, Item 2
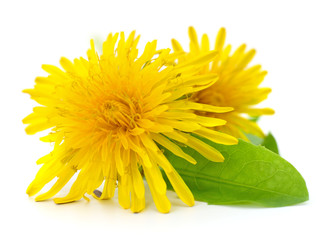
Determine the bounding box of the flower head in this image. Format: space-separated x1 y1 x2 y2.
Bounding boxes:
172 27 274 140
24 31 237 213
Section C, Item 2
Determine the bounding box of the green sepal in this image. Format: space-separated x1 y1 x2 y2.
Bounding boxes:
249 116 261 122
262 132 279 154
247 132 280 155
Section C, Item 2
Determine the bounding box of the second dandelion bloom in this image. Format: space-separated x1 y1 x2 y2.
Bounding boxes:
24 31 238 213
172 27 275 140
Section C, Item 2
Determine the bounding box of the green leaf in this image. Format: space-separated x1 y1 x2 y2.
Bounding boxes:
262 132 279 154
162 138 308 207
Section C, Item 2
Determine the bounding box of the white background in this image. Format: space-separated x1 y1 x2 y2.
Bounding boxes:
1 0 328 239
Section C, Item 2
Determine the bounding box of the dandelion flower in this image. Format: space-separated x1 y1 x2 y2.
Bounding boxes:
23 31 237 213
172 27 274 140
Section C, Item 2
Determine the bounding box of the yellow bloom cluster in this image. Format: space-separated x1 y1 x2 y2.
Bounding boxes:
172 27 274 140
23 28 273 213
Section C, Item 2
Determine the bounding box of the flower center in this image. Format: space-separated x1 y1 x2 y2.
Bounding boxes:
194 85 227 107
99 95 143 132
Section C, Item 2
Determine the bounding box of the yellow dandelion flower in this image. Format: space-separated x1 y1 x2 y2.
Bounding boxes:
172 27 275 140
23 31 238 213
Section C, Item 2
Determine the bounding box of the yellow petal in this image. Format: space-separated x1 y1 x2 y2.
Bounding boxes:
188 26 200 53
118 174 131 209
171 39 184 52
194 127 238 145
144 167 171 213
215 27 226 51
114 143 125 176
26 159 63 196
130 188 145 213
175 51 218 70
165 169 194 207
144 162 167 195
242 107 275 116
54 162 102 204
131 153 145 199
25 121 54 135
146 147 173 173
35 167 76 201
162 131 188 143
151 133 196 164
179 132 225 162
166 100 233 113
157 118 201 132
194 115 227 127
201 34 210 52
